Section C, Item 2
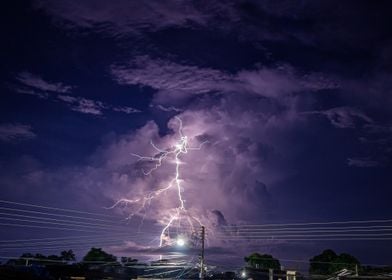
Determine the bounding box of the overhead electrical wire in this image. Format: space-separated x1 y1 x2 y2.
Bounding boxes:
221 218 392 228
0 237 142 248
0 233 139 243
216 237 392 241
0 199 115 217
0 212 134 229
219 225 392 232
0 206 118 223
218 229 392 236
0 216 135 231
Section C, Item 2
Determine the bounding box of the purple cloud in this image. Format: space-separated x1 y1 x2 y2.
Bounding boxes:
12 72 141 116
57 95 141 115
110 56 234 98
111 56 338 104
57 95 106 115
16 72 73 94
150 104 183 113
0 123 36 142
112 106 142 114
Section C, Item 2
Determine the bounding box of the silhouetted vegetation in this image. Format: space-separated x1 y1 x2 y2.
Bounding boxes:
82 247 117 264
244 252 281 270
309 249 360 275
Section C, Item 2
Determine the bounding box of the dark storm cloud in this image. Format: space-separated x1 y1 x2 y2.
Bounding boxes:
233 1 392 58
33 0 210 36
32 0 392 72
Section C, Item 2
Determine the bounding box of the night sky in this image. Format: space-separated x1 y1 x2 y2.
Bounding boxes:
1 0 392 269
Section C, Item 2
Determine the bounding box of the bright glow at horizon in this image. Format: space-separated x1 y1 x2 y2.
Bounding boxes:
176 237 186 247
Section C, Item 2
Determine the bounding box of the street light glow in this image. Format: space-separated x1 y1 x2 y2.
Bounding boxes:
176 238 186 247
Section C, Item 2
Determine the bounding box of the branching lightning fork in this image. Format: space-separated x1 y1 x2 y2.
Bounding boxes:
109 117 207 247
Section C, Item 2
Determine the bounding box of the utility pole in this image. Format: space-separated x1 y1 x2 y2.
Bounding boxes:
199 226 205 280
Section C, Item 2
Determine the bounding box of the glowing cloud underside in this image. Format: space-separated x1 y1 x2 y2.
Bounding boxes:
109 117 207 247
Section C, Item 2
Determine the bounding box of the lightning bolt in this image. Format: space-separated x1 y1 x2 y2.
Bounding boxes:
109 117 207 247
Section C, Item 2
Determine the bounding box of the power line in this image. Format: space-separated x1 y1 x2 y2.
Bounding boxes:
216 233 392 238
222 219 392 228
0 216 133 232
218 229 392 236
0 241 127 251
220 225 392 232
0 222 103 233
0 199 115 218
0 234 155 247
0 206 118 223
0 216 151 233
0 237 142 248
0 233 137 243
217 237 392 241
0 212 132 229
0 222 141 233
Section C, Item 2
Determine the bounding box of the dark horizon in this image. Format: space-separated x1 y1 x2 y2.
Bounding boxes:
1 0 391 271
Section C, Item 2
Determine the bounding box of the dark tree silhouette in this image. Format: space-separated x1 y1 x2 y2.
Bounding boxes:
83 247 117 263
60 250 76 261
244 252 281 270
309 249 360 275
